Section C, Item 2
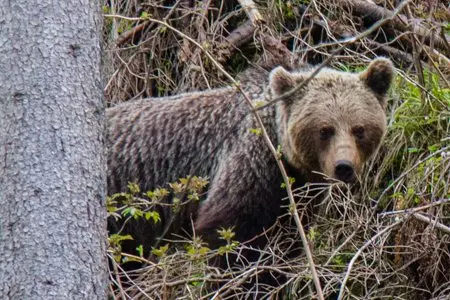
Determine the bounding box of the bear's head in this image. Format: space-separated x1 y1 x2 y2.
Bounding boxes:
270 58 394 183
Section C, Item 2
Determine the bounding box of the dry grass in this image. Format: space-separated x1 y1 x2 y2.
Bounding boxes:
103 0 450 298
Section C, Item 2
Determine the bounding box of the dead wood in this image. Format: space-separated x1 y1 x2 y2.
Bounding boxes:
215 19 256 63
336 0 449 55
237 0 264 25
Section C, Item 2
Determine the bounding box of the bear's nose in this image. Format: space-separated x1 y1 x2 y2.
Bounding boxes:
334 160 355 183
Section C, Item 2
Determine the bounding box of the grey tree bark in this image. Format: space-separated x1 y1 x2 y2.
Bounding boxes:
0 0 107 299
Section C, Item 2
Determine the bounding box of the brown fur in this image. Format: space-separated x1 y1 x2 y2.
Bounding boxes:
107 58 394 254
271 58 392 182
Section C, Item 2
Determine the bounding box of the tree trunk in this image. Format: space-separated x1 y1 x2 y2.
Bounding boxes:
0 1 107 299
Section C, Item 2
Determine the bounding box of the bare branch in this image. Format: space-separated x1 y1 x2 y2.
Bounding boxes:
337 219 404 300
238 0 264 26
336 0 449 54
412 213 450 235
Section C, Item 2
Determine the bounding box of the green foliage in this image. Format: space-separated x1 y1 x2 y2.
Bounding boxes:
151 244 169 257
249 127 262 135
276 144 283 160
102 5 110 14
145 187 169 202
217 227 240 255
377 68 449 212
281 176 296 189
136 244 144 257
127 182 140 194
444 23 450 34
392 70 449 140
107 176 209 264
253 100 266 108
217 227 235 241
145 211 161 223
108 234 133 263
185 237 210 260
140 11 150 19
338 64 367 73
109 233 134 244
188 274 205 287
307 226 317 241
168 176 209 195
330 253 353 269
275 0 297 20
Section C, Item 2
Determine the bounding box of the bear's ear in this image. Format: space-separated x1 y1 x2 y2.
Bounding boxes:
269 66 296 96
360 58 394 96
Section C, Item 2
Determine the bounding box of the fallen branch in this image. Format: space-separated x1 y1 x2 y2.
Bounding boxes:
116 0 187 46
258 34 299 70
238 0 264 26
412 213 450 235
365 39 414 66
215 20 256 63
294 9 418 68
116 22 149 46
336 0 449 54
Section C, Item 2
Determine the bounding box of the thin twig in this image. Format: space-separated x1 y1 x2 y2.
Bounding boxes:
336 0 449 53
405 4 426 104
337 219 404 300
377 145 450 207
109 254 128 300
379 198 450 217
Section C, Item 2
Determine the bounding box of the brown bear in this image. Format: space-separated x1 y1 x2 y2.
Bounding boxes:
107 58 394 255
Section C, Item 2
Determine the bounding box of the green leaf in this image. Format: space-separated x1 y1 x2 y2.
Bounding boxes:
145 211 161 223
121 207 135 217
151 244 169 257
127 182 140 195
217 227 235 242
217 241 239 255
249 128 262 136
407 147 419 153
188 192 200 201
109 234 133 245
253 101 266 108
136 244 144 257
428 144 439 152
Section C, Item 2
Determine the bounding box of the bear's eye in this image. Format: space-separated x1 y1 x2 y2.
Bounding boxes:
319 126 335 140
353 126 365 139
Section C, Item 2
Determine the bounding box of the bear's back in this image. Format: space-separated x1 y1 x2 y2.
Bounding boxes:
106 86 273 194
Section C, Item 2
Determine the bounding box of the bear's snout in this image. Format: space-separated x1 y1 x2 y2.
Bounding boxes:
334 160 356 183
